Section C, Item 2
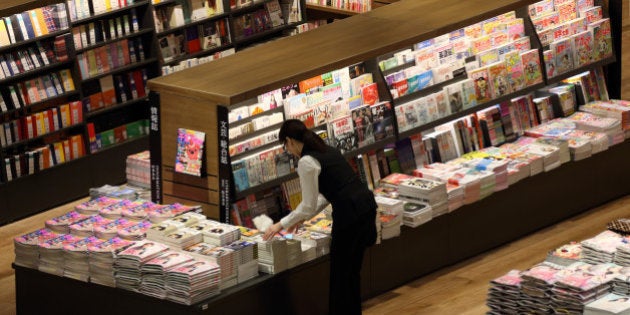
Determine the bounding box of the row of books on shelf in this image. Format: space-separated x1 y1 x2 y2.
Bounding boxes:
0 102 83 148
153 0 225 33
160 47 234 75
0 36 69 81
71 9 141 50
158 18 230 63
306 0 371 12
3 134 86 182
487 225 630 315
76 37 146 79
68 0 138 22
0 4 69 47
232 4 284 40
0 69 75 112
83 69 148 112
87 119 148 153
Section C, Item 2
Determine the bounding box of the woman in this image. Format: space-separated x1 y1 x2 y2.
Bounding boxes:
263 119 377 315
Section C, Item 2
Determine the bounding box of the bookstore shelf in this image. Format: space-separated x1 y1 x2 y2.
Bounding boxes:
233 22 298 45
379 61 415 77
74 28 156 54
396 81 548 140
70 0 151 26
230 141 279 159
342 135 398 159
235 171 298 199
80 58 159 82
161 43 235 67
155 12 230 36
229 121 283 143
0 123 85 151
228 105 284 123
92 134 150 154
85 96 149 118
0 60 74 85
22 90 80 109
0 0 65 17
150 0 177 7
546 56 618 86
229 0 271 16
0 29 70 54
390 69 468 106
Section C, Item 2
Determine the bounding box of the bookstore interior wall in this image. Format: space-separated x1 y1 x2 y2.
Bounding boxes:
0 0 308 225
10 0 630 314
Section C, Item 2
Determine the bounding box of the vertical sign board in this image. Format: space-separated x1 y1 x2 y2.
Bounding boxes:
217 105 233 223
149 91 162 204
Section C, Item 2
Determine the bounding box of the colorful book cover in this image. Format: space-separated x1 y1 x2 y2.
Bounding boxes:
371 101 394 141
330 115 357 153
590 18 613 61
572 30 594 68
468 67 492 104
580 6 602 24
488 61 510 98
521 49 543 86
551 38 574 75
232 159 249 192
504 51 526 92
361 82 379 106
175 128 205 177
351 105 375 147
461 79 477 109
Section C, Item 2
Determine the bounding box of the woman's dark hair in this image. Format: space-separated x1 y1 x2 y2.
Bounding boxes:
278 119 327 153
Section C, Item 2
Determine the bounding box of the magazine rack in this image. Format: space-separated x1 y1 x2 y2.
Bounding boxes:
14 0 628 313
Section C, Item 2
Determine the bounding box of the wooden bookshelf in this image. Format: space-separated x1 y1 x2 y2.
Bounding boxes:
305 3 361 20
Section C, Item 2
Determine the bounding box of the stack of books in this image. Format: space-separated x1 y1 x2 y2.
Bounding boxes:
68 215 109 237
545 242 582 267
126 151 151 189
117 220 152 241
567 130 610 155
75 196 121 215
62 236 99 282
140 251 195 299
286 239 302 269
45 211 89 234
443 168 482 205
121 201 163 221
579 101 630 134
466 157 510 192
99 199 142 220
401 200 432 228
94 218 134 239
580 231 625 264
519 263 564 314
165 260 221 305
398 177 448 217
88 237 135 287
535 137 571 165
525 141 562 172
14 228 58 269
255 236 288 274
224 240 259 283
567 112 624 146
204 246 238 290
584 293 630 315
378 210 402 240
38 234 81 276
202 223 241 246
293 230 331 258
114 240 170 291
614 244 630 266
487 270 524 315
611 268 630 296
89 184 141 200
148 203 201 223
551 268 613 314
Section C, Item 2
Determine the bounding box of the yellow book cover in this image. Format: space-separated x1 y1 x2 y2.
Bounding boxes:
0 19 10 46
59 104 71 128
53 142 65 164
34 8 48 35
59 69 76 91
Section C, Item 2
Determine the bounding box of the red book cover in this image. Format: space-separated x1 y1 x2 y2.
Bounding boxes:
120 40 130 65
89 92 104 111
392 79 408 97
46 109 54 132
133 70 145 97
298 75 323 94
25 115 35 138
62 139 72 160
18 82 30 106
69 101 83 125
98 46 110 73
113 125 126 143
361 82 379 106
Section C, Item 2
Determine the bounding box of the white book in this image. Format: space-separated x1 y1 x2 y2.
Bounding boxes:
16 14 29 40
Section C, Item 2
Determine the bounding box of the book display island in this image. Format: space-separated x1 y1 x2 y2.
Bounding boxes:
10 0 630 314
0 0 307 225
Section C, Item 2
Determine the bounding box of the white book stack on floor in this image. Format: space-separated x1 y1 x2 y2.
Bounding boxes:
165 259 221 305
140 250 194 299
584 293 630 315
254 235 288 274
87 237 135 287
38 234 81 276
63 236 99 282
14 229 59 269
486 269 524 315
114 240 170 291
224 240 259 283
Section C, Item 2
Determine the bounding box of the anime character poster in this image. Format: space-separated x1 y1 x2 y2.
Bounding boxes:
175 128 206 176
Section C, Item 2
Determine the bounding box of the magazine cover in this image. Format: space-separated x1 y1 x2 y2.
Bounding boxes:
329 115 357 153
468 67 492 104
371 101 394 141
591 18 613 61
521 49 543 86
504 51 526 92
175 128 205 177
488 61 511 98
572 30 594 68
551 38 574 75
351 105 375 147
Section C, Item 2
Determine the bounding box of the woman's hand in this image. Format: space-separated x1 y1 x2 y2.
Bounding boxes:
263 222 283 240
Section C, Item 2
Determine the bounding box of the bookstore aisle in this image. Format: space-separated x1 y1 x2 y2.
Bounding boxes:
0 194 628 315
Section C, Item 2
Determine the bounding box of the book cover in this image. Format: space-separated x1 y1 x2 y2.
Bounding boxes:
590 18 613 61
360 82 379 106
468 67 492 104
371 101 394 141
551 38 574 75
521 49 543 86
572 30 594 68
504 51 525 92
488 61 510 98
351 105 374 147
175 128 205 176
330 115 357 153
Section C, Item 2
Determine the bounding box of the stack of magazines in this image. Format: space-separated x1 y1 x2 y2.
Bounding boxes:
535 137 571 165
255 236 288 274
614 244 630 266
126 151 151 189
69 215 109 237
566 112 624 146
94 218 135 239
114 240 170 291
611 267 630 296
89 184 146 200
401 200 432 228
378 210 402 240
293 230 330 259
580 101 630 136
224 240 259 283
75 196 121 215
545 242 582 267
519 263 564 314
38 234 81 276
165 260 221 305
286 239 302 269
140 250 195 299
565 135 594 161
14 228 58 269
397 177 448 217
63 236 100 282
117 221 152 241
375 196 404 231
525 141 562 172
45 211 89 234
551 266 614 314
487 269 524 315
584 293 630 315
464 157 510 192
121 201 163 221
202 224 241 247
148 203 200 223
568 130 610 155
99 199 143 220
88 237 135 287
444 168 482 205
581 231 625 264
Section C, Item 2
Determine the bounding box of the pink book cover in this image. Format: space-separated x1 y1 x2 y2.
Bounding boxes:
175 128 206 177
118 239 169 260
521 49 543 86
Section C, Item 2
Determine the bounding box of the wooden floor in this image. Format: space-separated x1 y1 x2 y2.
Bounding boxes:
0 9 628 315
